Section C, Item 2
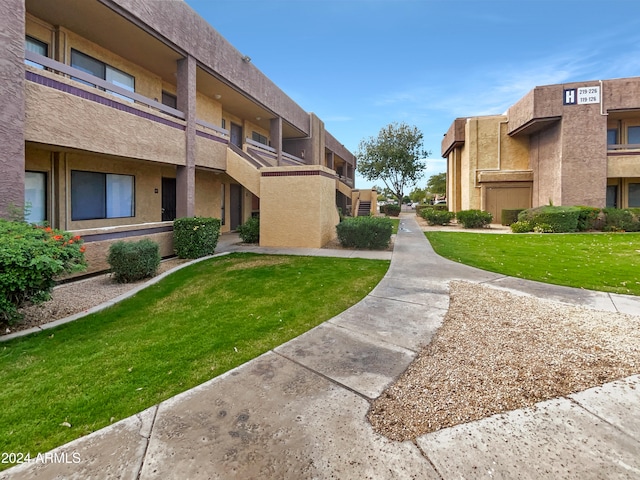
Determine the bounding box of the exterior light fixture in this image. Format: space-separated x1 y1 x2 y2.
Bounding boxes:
242 55 251 63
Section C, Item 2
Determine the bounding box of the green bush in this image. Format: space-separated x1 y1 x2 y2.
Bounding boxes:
510 220 533 233
456 209 493 229
575 206 601 231
237 216 260 243
501 209 525 226
517 206 581 233
421 208 455 225
107 239 160 283
602 208 640 232
173 217 221 259
336 216 393 249
381 204 401 217
0 220 86 324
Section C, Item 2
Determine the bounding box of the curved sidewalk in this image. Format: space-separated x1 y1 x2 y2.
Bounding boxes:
3 214 640 479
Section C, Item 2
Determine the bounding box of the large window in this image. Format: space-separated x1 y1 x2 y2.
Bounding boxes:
25 171 47 224
25 35 48 69
252 131 268 145
70 49 135 102
607 128 618 147
629 183 640 208
628 126 640 146
71 171 134 221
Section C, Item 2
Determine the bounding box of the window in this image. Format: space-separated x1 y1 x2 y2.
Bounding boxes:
25 36 48 69
606 185 618 208
252 131 268 145
629 183 640 208
607 128 618 147
161 91 177 109
70 49 135 102
628 126 640 146
25 171 46 224
71 171 134 221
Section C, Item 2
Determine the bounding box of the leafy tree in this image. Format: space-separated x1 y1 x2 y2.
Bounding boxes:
356 122 429 207
409 187 427 203
426 172 447 196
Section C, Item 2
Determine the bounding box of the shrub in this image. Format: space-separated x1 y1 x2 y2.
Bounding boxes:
456 209 493 229
381 204 401 217
237 216 260 243
510 220 533 233
107 239 160 283
0 220 86 324
533 223 554 233
336 216 393 249
421 208 455 225
602 208 640 232
517 206 580 233
575 206 601 231
501 209 525 226
173 217 221 259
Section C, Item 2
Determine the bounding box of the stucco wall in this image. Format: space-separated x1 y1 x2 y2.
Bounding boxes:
529 124 562 207
0 0 25 217
259 166 339 248
25 77 187 164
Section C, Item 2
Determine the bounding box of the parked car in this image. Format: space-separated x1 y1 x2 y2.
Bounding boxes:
433 199 447 205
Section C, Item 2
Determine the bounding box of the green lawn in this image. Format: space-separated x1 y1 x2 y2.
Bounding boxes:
426 231 640 295
0 253 389 468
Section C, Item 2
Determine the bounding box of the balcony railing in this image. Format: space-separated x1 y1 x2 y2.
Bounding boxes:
25 50 185 120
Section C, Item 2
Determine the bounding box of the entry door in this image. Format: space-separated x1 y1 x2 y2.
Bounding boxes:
230 123 243 148
162 177 176 221
230 184 242 230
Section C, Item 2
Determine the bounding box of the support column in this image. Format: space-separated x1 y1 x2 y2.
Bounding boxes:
0 0 25 218
270 117 282 166
176 55 196 218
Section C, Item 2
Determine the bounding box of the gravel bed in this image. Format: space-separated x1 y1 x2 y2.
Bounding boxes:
3 258 188 336
368 281 640 441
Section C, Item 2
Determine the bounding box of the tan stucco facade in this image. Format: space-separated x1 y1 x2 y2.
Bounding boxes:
443 77 640 218
2 0 367 274
259 166 340 248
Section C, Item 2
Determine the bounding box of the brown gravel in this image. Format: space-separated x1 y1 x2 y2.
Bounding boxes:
368 281 640 441
3 258 188 336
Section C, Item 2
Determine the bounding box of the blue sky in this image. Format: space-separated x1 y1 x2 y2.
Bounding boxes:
184 0 640 191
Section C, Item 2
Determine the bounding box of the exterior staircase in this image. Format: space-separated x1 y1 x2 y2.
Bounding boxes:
357 201 371 216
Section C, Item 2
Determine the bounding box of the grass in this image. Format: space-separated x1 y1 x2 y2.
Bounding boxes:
0 253 389 468
425 232 640 296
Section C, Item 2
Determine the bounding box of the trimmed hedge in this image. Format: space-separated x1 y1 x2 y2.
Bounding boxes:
421 208 455 226
501 209 525 226
237 216 260 243
173 217 221 259
380 204 401 217
456 209 493 229
0 221 86 324
517 206 581 233
107 239 160 283
336 216 393 249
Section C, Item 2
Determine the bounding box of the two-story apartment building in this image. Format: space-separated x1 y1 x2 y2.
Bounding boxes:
1 0 370 273
442 77 640 220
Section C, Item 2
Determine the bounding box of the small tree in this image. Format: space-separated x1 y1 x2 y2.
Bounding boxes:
426 172 447 197
356 123 429 207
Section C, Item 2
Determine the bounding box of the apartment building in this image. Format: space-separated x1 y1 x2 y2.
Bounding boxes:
442 77 640 220
1 0 368 273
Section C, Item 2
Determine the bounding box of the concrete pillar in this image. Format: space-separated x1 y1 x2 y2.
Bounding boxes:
270 117 282 166
176 55 196 218
0 0 25 218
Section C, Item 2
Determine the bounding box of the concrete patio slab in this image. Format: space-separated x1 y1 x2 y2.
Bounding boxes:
328 295 446 351
418 396 640 480
274 323 416 400
139 352 439 479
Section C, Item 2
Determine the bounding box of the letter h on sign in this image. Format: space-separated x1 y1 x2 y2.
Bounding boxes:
563 88 577 105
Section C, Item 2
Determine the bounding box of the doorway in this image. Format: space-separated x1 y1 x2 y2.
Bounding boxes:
230 123 243 148
230 184 242 230
162 177 176 221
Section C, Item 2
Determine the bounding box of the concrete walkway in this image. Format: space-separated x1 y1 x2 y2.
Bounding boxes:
3 214 640 479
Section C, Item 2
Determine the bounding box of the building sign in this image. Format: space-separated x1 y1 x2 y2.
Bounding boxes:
563 86 600 105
